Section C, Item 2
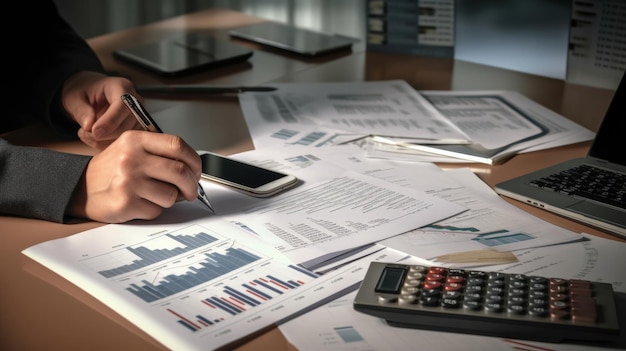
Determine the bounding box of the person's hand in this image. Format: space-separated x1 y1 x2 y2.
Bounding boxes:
67 130 203 223
61 71 142 150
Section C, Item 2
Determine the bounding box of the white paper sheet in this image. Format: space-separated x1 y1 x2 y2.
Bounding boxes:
379 168 584 266
22 203 413 351
239 80 470 144
278 234 626 351
211 146 466 267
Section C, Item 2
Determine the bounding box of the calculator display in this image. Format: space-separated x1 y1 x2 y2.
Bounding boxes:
374 266 406 294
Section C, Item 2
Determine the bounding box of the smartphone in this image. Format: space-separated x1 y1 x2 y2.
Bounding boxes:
200 152 297 197
113 34 253 76
229 22 357 57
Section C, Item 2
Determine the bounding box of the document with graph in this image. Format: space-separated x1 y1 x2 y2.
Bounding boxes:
22 203 410 350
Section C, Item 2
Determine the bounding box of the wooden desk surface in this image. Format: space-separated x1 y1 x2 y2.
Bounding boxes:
0 8 621 351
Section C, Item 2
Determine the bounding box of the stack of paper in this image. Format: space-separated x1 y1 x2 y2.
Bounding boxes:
238 80 595 164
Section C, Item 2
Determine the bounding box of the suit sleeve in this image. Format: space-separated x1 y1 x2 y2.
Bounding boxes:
0 139 92 222
0 0 103 222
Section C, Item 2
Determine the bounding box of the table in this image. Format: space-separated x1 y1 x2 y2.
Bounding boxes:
1 8 621 351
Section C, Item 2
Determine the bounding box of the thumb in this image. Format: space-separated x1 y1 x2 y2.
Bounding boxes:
70 103 96 132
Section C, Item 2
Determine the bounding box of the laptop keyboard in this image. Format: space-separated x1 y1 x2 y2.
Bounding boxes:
529 164 626 209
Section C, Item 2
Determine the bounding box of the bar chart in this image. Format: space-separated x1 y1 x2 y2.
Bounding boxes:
77 224 324 333
24 220 407 350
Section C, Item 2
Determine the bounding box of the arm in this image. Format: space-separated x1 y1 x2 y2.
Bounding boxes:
1 1 202 223
0 139 91 222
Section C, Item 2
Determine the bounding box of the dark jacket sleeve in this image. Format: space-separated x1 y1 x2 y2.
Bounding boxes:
1 0 105 222
0 139 91 222
7 0 106 137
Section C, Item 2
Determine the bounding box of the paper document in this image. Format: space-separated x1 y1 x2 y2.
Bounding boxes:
279 290 620 351
388 90 595 164
239 80 470 144
379 168 584 266
239 81 594 165
217 146 467 267
279 234 626 351
22 203 413 351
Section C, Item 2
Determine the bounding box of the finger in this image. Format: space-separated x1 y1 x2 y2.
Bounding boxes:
91 98 140 139
140 133 203 177
139 151 200 202
78 128 112 150
131 172 182 209
70 101 97 132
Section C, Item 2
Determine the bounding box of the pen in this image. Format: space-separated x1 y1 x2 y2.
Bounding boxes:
135 85 277 94
120 93 215 214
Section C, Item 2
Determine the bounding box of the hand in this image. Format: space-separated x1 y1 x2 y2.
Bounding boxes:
67 130 203 223
61 71 142 150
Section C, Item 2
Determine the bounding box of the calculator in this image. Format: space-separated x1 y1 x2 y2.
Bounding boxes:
353 262 620 343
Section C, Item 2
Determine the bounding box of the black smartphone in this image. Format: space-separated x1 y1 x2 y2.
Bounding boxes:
229 22 357 57
113 34 253 76
200 152 298 197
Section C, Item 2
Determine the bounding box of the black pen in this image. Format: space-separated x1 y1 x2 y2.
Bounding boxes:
120 93 215 214
135 85 277 94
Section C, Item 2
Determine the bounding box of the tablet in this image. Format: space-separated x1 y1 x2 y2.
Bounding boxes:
113 34 253 76
229 22 356 57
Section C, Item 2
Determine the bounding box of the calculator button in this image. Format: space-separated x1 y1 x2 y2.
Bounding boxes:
530 276 549 284
404 279 421 287
398 294 418 304
401 286 420 295
442 297 462 308
446 275 465 284
507 296 526 305
463 292 482 301
507 304 526 315
426 273 445 281
528 306 549 317
509 280 527 289
463 300 482 311
550 309 570 320
549 293 568 302
407 271 424 280
423 280 442 289
444 282 464 292
355 262 620 344
488 272 506 279
377 294 398 303
448 269 466 276
550 300 569 310
486 286 505 295
428 267 447 274
508 288 527 297
487 278 506 287
420 295 440 306
408 265 427 273
468 271 487 279
465 285 483 293
529 290 548 298
484 302 504 313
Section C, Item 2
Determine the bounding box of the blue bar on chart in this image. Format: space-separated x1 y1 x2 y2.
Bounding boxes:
98 231 219 278
472 229 533 246
126 247 262 302
168 266 320 332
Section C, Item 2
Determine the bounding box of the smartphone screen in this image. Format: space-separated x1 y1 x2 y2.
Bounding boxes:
200 153 297 196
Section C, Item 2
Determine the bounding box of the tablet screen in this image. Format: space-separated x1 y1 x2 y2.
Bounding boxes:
229 22 356 56
113 34 253 76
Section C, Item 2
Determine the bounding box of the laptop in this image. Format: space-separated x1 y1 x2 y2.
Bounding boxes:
494 72 626 239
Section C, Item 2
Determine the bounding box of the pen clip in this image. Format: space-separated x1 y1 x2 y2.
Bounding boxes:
121 93 162 133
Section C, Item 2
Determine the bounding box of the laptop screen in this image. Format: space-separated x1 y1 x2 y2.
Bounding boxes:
588 72 626 165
